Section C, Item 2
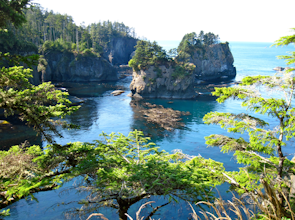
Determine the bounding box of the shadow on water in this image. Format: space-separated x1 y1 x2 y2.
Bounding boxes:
64 98 99 132
0 113 42 150
56 82 126 97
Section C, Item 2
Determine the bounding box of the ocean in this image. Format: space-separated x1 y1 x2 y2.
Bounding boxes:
4 41 295 219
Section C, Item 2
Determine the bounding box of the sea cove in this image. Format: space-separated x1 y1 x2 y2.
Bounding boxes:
4 41 295 219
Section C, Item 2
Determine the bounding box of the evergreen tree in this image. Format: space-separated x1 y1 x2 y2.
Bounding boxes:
203 28 295 218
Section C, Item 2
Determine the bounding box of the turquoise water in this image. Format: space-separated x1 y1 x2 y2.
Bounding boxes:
5 42 295 219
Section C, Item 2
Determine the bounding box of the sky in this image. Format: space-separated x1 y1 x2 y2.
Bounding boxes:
33 0 295 43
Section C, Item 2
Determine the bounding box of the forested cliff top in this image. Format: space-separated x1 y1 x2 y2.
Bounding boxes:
0 5 137 57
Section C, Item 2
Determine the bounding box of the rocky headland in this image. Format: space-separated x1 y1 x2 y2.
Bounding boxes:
24 37 137 84
42 51 117 82
128 33 236 99
40 37 137 83
190 42 236 81
130 64 196 99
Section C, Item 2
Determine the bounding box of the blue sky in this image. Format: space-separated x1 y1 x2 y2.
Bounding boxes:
33 0 295 43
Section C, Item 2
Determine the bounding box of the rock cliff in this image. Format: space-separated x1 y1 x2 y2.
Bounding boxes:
130 64 196 99
42 51 117 82
103 37 138 65
129 40 236 99
40 37 137 82
190 42 236 81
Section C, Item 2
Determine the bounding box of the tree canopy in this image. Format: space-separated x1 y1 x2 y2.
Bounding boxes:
0 1 80 215
203 28 295 219
0 4 137 57
177 31 220 55
0 0 31 29
58 131 223 220
128 40 170 71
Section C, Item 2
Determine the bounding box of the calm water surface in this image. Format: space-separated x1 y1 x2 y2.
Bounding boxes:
5 41 295 219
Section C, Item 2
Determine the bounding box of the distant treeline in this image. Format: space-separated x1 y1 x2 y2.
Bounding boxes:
0 5 137 56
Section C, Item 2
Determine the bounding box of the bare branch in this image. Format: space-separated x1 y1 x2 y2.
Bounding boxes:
144 201 171 220
136 201 155 220
86 213 108 220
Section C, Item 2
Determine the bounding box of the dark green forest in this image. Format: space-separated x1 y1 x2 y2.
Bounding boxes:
0 4 136 56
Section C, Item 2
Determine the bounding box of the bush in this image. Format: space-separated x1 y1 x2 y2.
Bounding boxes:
41 39 72 53
172 63 195 80
128 40 169 71
82 48 96 57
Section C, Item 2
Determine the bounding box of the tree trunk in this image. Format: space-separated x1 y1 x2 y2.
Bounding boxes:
76 28 79 52
118 204 129 220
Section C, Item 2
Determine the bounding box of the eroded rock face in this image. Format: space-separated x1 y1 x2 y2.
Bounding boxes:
104 37 137 65
43 51 117 82
191 42 236 81
130 65 196 99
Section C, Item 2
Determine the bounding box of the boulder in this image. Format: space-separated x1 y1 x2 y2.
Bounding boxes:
111 90 125 96
273 66 284 71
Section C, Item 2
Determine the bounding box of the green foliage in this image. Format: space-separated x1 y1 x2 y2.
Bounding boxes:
58 130 224 219
0 0 31 29
0 0 82 215
40 39 72 53
0 25 37 52
0 141 99 209
168 48 178 58
203 30 295 218
129 39 196 82
0 5 136 56
177 31 219 55
81 48 97 57
203 73 295 218
128 40 169 71
0 130 224 218
273 28 295 73
0 54 79 142
37 55 47 73
171 62 195 80
148 77 155 84
154 65 162 78
0 208 10 217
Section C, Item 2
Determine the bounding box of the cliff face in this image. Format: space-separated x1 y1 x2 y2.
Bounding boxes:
41 37 137 82
190 42 236 81
104 37 138 65
130 65 196 99
42 51 117 82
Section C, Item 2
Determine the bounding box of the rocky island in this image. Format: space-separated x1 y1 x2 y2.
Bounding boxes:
130 63 196 99
129 31 236 99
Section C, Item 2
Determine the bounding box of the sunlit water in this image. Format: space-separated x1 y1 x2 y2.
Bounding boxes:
4 42 295 219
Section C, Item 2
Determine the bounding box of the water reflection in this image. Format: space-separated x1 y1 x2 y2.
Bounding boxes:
64 98 99 132
57 82 125 97
0 115 41 150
